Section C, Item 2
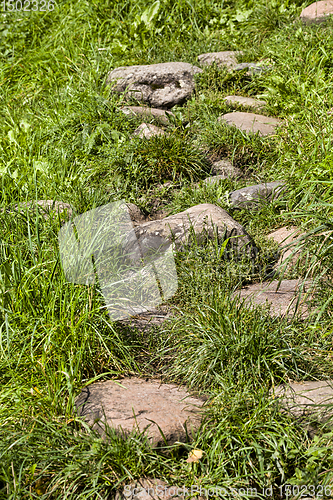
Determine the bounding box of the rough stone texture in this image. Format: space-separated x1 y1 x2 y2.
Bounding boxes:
107 62 202 109
126 203 145 226
224 95 266 110
300 0 333 24
210 159 242 178
133 123 166 139
115 478 205 500
267 226 303 271
121 106 175 125
197 51 242 68
234 279 313 318
219 111 282 136
75 378 205 446
130 203 255 257
1 200 73 220
228 181 286 209
272 380 333 424
233 62 270 75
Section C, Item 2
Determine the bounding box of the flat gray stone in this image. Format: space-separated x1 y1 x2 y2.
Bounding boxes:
1 200 73 220
300 0 333 24
107 62 202 109
234 279 313 318
75 378 205 447
121 106 175 125
219 111 282 136
132 123 166 139
130 203 255 258
228 181 286 209
224 95 266 110
272 380 333 424
210 159 242 178
197 51 242 69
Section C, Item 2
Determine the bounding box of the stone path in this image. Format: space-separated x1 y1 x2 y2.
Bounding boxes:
219 111 282 136
224 95 266 110
75 377 206 447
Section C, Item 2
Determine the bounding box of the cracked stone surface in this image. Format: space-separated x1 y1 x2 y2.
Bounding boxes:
121 106 175 125
227 181 286 209
224 95 266 110
107 62 202 108
197 51 242 68
300 0 333 24
234 279 313 318
75 378 206 446
219 111 282 136
132 123 166 139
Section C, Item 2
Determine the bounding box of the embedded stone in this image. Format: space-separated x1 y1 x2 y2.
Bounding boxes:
267 226 304 271
132 123 166 139
300 0 333 24
224 95 266 110
228 181 286 209
233 62 270 75
121 106 175 125
107 62 202 108
219 111 282 136
75 377 206 447
197 51 242 69
210 159 242 178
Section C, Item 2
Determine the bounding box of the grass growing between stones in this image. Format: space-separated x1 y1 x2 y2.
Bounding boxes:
1 0 333 497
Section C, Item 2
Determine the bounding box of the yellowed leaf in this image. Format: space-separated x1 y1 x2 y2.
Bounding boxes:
186 449 203 463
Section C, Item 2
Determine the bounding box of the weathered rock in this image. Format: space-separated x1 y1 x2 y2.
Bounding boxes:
227 181 286 209
233 62 270 75
133 123 166 139
224 95 266 110
126 203 145 226
197 51 242 69
107 62 202 109
272 380 333 425
115 478 205 500
234 279 313 318
210 159 242 178
219 111 282 136
75 378 205 447
1 200 73 220
300 0 333 24
130 203 255 257
267 226 303 271
121 106 175 125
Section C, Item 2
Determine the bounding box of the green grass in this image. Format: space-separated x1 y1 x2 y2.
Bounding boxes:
1 0 333 497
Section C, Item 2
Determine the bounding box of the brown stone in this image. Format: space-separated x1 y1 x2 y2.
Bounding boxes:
107 62 202 108
210 159 243 178
197 51 242 69
126 203 145 226
300 0 333 24
75 378 205 447
132 123 166 139
224 95 266 110
267 226 304 271
121 106 175 125
234 279 313 318
219 112 282 137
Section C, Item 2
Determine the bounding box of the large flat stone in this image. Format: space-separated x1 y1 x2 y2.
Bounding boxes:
121 106 174 125
267 226 303 271
234 279 313 318
75 378 205 447
224 95 266 110
197 51 242 69
272 380 333 424
228 181 286 209
107 62 202 109
300 0 333 24
219 111 282 136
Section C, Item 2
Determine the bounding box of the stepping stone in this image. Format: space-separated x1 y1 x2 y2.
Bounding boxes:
197 51 242 69
272 380 333 425
210 159 242 178
1 200 73 220
130 203 255 258
75 377 206 447
267 226 303 271
107 62 202 109
219 111 282 137
224 95 266 110
121 106 175 125
227 181 286 209
234 279 313 318
300 0 333 24
132 123 166 139
116 478 205 500
233 62 270 75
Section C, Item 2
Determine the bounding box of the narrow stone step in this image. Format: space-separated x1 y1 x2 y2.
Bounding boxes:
224 95 266 110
